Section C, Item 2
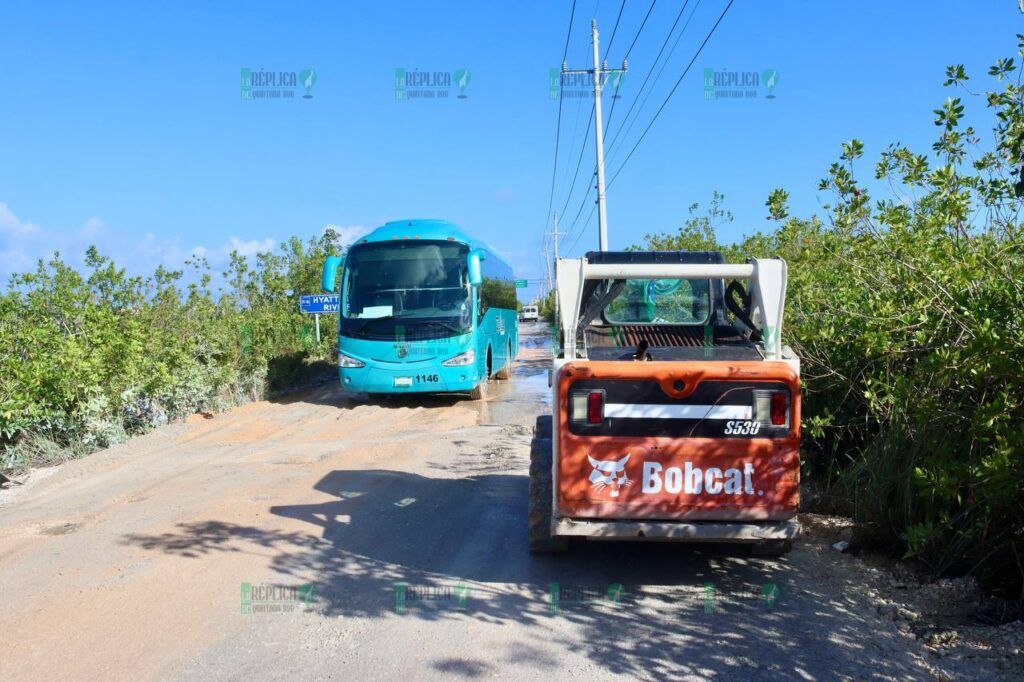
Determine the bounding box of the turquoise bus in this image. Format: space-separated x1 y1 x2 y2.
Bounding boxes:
320 219 518 399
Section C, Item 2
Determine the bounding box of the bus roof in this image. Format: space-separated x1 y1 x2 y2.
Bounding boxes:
353 219 511 269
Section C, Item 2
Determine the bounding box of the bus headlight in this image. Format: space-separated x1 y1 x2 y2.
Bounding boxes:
338 352 365 368
442 349 476 367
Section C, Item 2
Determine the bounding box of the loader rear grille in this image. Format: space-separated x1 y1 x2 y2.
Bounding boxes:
586 325 752 348
586 325 701 347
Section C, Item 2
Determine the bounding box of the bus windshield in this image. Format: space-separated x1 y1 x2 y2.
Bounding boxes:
341 241 471 339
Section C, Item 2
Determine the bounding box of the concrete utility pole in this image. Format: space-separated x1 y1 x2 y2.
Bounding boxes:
546 211 565 323
544 209 569 321
551 211 563 262
542 243 552 293
542 211 563 296
563 19 627 252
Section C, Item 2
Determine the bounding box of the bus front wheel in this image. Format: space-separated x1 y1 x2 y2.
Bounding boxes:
469 381 488 401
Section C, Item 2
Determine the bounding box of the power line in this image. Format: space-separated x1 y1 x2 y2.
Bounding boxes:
557 5 602 241
604 0 694 147
557 106 594 220
606 0 735 190
603 0 658 132
558 0 662 255
561 0 578 59
559 117 600 252
559 114 602 252
622 0 658 60
556 81 587 200
562 20 626 251
564 175 595 246
565 0 733 255
603 0 626 59
563 197 597 253
607 0 703 160
561 0 658 252
542 0 578 246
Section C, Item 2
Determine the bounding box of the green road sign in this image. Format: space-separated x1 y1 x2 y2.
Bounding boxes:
514 279 528 288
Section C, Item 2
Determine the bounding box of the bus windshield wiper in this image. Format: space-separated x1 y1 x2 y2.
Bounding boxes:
352 316 462 337
407 319 464 333
354 316 394 335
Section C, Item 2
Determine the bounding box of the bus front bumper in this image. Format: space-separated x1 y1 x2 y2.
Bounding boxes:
339 364 485 394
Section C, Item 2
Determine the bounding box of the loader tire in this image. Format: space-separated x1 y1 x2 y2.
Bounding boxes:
529 415 566 554
534 414 553 439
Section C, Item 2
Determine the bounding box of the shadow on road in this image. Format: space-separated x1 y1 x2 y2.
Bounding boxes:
124 468 908 679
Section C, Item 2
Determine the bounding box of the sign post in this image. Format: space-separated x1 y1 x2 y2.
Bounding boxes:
299 295 340 344
514 279 528 289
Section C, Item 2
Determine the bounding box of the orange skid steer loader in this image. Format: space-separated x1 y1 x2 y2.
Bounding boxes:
529 251 800 554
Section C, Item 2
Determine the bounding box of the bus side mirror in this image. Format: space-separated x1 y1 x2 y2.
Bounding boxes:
467 250 483 286
322 255 343 292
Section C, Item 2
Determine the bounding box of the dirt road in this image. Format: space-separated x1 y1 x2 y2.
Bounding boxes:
0 325 980 680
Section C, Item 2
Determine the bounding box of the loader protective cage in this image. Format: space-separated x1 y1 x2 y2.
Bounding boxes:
554 251 788 361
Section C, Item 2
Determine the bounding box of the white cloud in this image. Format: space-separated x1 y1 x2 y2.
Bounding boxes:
0 202 93 277
224 236 276 257
81 216 103 237
323 224 369 245
0 204 172 277
0 202 41 239
0 202 375 284
0 202 281 281
137 232 185 263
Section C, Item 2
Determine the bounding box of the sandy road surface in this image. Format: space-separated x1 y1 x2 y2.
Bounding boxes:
0 325 969 680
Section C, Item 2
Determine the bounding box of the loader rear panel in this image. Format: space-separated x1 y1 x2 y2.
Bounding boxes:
555 361 800 522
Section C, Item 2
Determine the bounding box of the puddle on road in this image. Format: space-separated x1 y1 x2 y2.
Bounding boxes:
471 328 553 426
517 322 555 349
510 371 551 404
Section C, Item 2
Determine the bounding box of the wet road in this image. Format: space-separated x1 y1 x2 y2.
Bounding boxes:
0 324 947 680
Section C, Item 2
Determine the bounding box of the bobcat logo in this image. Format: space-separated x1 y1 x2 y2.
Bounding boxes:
588 454 632 497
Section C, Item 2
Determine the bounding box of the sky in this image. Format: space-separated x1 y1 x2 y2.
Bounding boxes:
0 0 1019 301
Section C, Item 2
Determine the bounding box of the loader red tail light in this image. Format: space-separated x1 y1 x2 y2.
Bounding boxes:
587 391 604 424
754 389 790 428
771 392 787 426
571 390 606 425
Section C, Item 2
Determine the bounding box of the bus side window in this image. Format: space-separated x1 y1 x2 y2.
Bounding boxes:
477 249 516 319
479 277 515 317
